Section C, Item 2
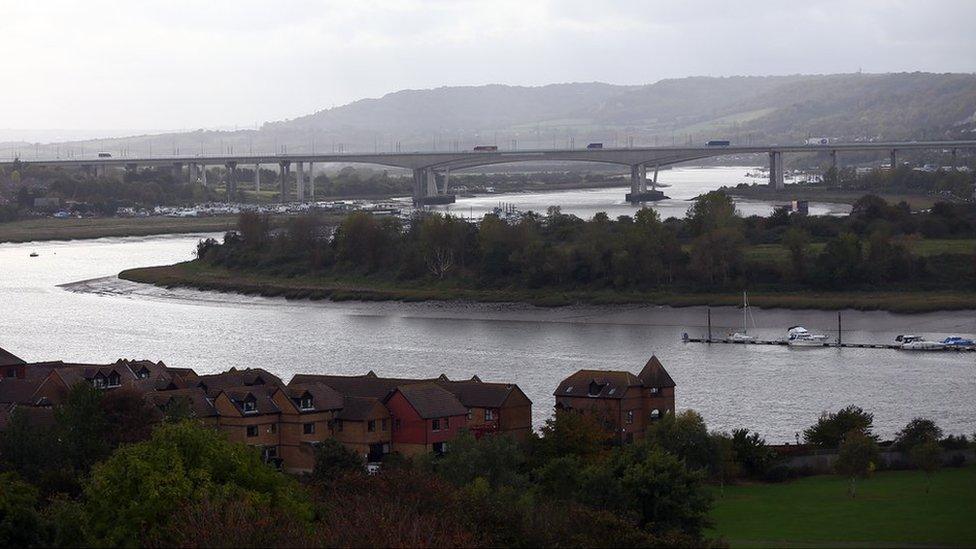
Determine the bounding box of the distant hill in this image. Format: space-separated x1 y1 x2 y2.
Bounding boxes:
10 73 976 159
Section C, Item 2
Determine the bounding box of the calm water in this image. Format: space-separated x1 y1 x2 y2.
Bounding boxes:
1 232 974 443
427 166 851 219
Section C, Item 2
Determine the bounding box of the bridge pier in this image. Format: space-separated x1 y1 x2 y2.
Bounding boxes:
412 167 455 206
225 161 238 200
626 163 665 202
769 152 784 190
307 162 314 201
254 164 261 192
296 161 305 202
201 165 208 187
278 161 291 202
890 149 897 169
830 150 838 172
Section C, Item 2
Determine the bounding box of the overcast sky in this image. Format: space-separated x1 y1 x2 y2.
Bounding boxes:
2 0 975 135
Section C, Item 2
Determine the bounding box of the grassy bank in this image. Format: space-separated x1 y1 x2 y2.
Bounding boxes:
0 216 240 243
710 465 976 547
727 184 944 209
0 213 344 244
120 261 976 312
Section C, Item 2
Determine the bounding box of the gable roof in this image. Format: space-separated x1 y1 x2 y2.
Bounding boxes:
197 368 284 396
554 369 642 399
287 383 344 412
147 387 218 418
0 378 46 405
436 379 523 408
638 355 676 388
0 347 26 367
336 396 389 421
388 382 467 419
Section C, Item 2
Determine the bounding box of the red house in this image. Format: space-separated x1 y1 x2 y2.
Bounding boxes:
383 382 468 456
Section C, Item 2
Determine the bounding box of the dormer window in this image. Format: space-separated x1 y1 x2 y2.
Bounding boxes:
136 368 150 380
565 385 574 394
299 396 313 410
107 372 121 387
92 376 107 389
242 399 257 413
587 381 604 397
649 387 660 395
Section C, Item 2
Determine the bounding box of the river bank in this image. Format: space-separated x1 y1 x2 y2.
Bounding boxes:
726 183 945 209
120 261 976 313
0 213 343 243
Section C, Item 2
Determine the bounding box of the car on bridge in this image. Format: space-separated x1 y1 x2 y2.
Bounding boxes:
705 140 730 147
473 145 498 152
97 152 112 158
587 143 603 149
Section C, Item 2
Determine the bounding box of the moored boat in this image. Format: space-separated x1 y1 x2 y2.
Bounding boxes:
896 335 946 351
941 336 974 348
787 326 827 347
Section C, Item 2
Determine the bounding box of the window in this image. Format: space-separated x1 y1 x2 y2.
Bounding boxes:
466 409 473 420
432 418 441 432
268 423 277 434
299 396 313 410
303 422 315 435
484 409 495 421
92 376 106 389
335 419 343 432
367 420 376 433
394 418 401 431
444 417 450 429
649 387 660 395
262 446 278 461
243 400 257 413
433 441 448 455
625 410 634 424
650 409 661 421
136 368 150 380
588 381 603 397
381 419 388 431
246 425 258 437
107 373 121 388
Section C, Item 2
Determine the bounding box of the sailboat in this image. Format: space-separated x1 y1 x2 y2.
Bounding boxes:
729 291 756 342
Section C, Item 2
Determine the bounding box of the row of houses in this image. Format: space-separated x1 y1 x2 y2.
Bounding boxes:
1 345 676 472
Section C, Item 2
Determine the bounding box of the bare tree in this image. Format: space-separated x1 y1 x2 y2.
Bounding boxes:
426 248 455 280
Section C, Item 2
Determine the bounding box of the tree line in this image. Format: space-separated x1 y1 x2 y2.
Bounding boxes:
197 191 976 293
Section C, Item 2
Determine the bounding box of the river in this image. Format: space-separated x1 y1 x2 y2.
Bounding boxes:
426 166 851 219
2 231 974 443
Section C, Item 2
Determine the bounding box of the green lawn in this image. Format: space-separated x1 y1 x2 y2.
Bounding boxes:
744 239 976 266
710 465 976 547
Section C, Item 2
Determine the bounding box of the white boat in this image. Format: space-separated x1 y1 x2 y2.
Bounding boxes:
787 326 828 347
728 291 756 342
895 335 945 351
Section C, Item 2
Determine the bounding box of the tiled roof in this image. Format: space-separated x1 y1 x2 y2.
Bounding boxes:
148 387 218 418
437 380 518 408
391 383 467 419
336 396 388 421
0 378 45 405
197 368 284 396
287 383 344 412
222 385 281 415
554 369 642 399
638 355 676 388
289 372 423 399
0 347 25 367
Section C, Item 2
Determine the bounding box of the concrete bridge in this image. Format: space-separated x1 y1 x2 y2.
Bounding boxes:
4 140 974 205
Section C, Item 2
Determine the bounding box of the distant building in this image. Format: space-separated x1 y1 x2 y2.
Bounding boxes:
553 355 676 444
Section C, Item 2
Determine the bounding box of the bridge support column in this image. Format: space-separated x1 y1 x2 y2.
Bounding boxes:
296 161 305 202
830 150 838 172
201 165 208 187
626 163 665 203
307 162 314 202
412 167 455 206
442 167 450 195
225 161 238 200
254 164 261 192
278 161 291 202
890 149 897 169
769 152 784 190
952 148 958 170
651 165 659 190
172 162 183 182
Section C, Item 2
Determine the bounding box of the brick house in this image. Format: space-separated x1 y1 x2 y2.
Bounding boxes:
383 382 468 456
436 376 533 441
332 396 392 462
553 355 676 444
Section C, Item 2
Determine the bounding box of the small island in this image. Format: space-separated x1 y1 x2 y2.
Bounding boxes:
122 190 976 313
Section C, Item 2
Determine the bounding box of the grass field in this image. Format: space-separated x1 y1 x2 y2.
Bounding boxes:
710 466 976 547
744 239 976 266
